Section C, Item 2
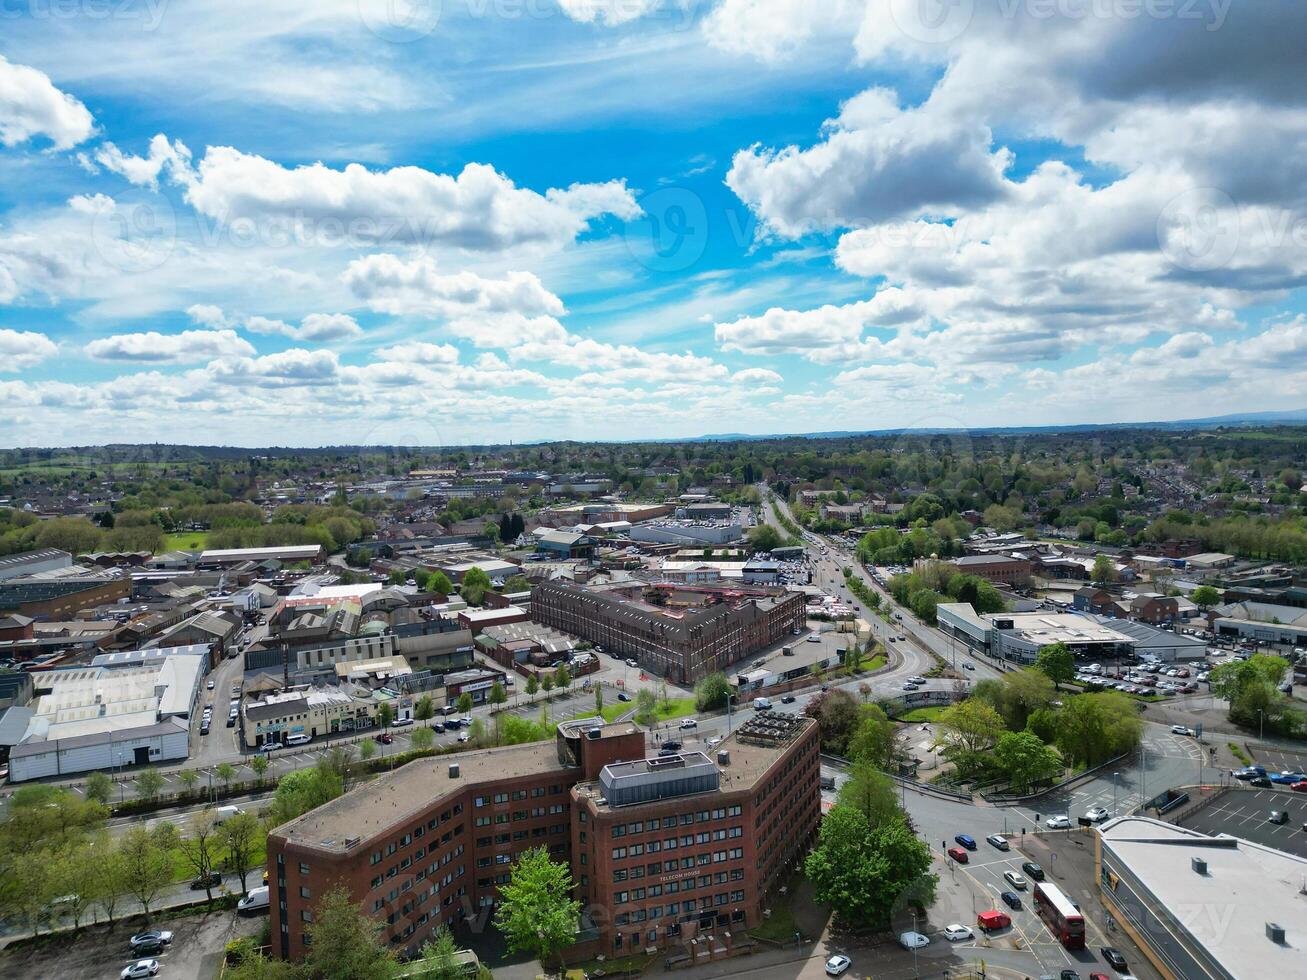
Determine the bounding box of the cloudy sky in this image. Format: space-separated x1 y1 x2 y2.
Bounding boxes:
2 0 1305 447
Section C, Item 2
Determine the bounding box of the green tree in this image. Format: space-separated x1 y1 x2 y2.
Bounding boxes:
1191 584 1221 610
525 674 540 697
456 693 474 714
541 673 555 693
84 770 113 804
377 702 396 729
85 837 128 926
503 574 530 594
177 768 199 798
119 824 178 918
302 887 398 980
250 754 270 785
694 672 731 712
846 704 896 770
180 811 222 902
935 698 1005 774
493 847 581 971
1091 555 1117 585
410 926 466 980
993 730 1063 793
269 766 344 825
358 737 377 762
554 665 572 690
415 694 435 721
217 812 264 896
594 684 604 713
1034 642 1076 689
489 682 508 709
428 570 454 596
747 523 783 553
215 762 237 794
1055 692 1143 767
803 689 864 755
134 768 164 801
804 805 936 928
835 762 900 826
411 726 435 753
634 688 657 725
460 566 492 605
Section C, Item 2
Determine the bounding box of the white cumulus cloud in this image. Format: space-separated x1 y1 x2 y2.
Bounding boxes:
0 55 95 150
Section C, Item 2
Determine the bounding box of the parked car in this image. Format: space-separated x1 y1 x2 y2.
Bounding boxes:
986 834 1009 851
947 846 969 864
375 732 393 745
780 695 796 704
1003 871 1028 890
824 955 852 976
1000 891 1022 910
954 834 977 850
1022 861 1044 880
617 692 632 702
1291 781 1307 793
130 930 173 950
190 871 222 890
1270 810 1288 825
390 718 413 728
1270 771 1306 784
625 658 639 667
1250 776 1273 787
678 718 698 730
206 679 215 690
1102 948 1128 971
457 732 470 743
121 961 159 979
943 924 974 942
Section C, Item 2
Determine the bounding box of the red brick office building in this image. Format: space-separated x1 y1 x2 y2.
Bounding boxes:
266 716 820 963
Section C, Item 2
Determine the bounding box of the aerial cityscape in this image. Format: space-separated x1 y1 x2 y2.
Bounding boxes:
2 3 1307 980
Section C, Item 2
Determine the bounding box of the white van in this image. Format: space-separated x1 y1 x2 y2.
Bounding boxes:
754 697 773 711
285 733 311 747
213 805 244 824
237 886 270 914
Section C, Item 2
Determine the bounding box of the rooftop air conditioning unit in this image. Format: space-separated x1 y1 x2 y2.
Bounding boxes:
448 763 460 779
717 750 731 766
1267 922 1286 944
1191 856 1208 875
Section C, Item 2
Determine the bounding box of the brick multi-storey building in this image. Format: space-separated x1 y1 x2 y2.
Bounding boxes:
266 716 820 963
571 714 819 955
529 581 806 684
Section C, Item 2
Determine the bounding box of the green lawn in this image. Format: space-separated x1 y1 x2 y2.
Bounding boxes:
574 696 697 724
168 837 266 884
161 531 210 552
898 706 947 723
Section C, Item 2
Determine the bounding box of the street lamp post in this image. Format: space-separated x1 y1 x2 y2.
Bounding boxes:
1112 771 1119 816
911 910 920 978
1258 708 1265 741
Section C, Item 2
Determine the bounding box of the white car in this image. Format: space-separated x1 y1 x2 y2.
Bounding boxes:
898 931 930 950
943 923 974 942
825 954 852 976
1086 806 1110 823
1170 724 1190 735
1003 871 1028 890
121 961 159 980
457 732 470 743
1045 815 1071 829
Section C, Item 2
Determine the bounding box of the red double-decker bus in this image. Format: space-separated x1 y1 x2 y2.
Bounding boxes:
1033 882 1085 949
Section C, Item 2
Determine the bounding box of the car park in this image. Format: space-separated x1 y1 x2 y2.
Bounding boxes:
121 961 159 979
1003 871 1028 890
943 924 974 942
1000 891 1022 910
986 834 1009 850
1021 861 1044 880
954 834 977 850
824 955 851 976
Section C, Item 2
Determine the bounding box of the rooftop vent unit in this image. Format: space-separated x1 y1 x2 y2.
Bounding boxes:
448 763 460 779
344 836 361 849
586 729 602 740
717 750 731 766
1267 922 1286 945
1191 856 1208 875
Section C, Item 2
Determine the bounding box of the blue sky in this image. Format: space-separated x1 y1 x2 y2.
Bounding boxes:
1 0 1306 447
